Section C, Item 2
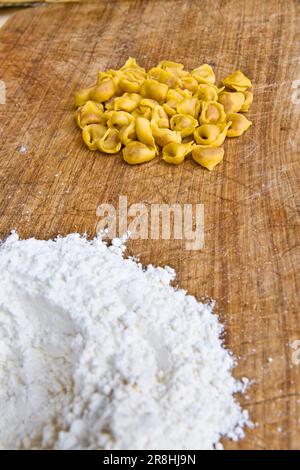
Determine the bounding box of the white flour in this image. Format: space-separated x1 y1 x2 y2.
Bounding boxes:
0 232 250 450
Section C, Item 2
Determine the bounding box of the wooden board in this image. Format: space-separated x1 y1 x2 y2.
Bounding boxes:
0 0 299 450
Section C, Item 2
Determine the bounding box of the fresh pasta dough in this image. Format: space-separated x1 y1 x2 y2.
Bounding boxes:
75 58 253 170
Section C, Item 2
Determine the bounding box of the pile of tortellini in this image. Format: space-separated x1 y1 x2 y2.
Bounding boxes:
75 58 253 170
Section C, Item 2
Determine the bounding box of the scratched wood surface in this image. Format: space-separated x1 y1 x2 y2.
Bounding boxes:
0 0 299 450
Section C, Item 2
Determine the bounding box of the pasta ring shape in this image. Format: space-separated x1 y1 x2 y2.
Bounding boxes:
194 122 231 147
107 111 134 130
140 79 169 103
191 64 215 84
123 141 156 164
192 146 225 171
240 91 253 112
199 101 226 125
218 91 245 114
90 79 116 103
98 128 122 154
119 121 136 146
196 84 219 102
176 97 200 118
222 70 252 92
226 113 252 137
76 101 105 129
111 93 141 112
136 117 157 149
170 114 198 137
82 124 108 150
151 121 182 147
162 142 194 164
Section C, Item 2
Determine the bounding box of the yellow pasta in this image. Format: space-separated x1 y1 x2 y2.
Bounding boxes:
222 70 252 92
226 113 252 137
108 93 141 112
119 121 136 145
98 128 122 154
192 146 225 171
162 142 194 164
196 84 219 102
148 67 182 88
76 101 104 129
240 91 253 112
82 124 107 150
107 111 134 130
194 122 231 147
199 101 226 125
151 121 182 147
74 87 93 107
75 57 253 171
135 117 157 149
191 64 215 84
218 91 245 114
170 114 198 137
123 141 156 164
90 79 116 103
140 79 168 103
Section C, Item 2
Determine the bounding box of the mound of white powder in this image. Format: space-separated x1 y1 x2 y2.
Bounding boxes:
0 232 250 450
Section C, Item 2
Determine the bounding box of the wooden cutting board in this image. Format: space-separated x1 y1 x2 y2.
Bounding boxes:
0 0 299 450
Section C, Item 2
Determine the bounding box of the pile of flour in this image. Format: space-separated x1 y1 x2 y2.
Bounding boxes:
0 232 250 450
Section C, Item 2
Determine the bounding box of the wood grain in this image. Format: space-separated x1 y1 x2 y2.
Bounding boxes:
0 0 299 450
0 0 78 4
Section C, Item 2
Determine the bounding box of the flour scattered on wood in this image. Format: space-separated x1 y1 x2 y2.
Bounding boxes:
0 232 251 450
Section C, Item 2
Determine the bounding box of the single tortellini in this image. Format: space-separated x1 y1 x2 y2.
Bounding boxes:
107 111 134 130
119 121 136 145
117 61 146 94
222 70 252 92
82 124 107 150
136 117 157 149
191 64 215 84
195 84 216 102
199 101 226 125
163 88 191 116
109 93 141 112
98 128 122 154
75 87 94 107
150 104 169 128
140 79 169 103
148 67 182 88
194 122 231 147
121 57 146 74
158 60 184 70
226 113 252 137
192 146 225 171
170 114 198 137
132 105 152 120
218 91 245 114
90 79 116 103
151 121 182 147
176 96 200 118
118 76 143 94
162 142 194 165
240 91 253 112
123 141 156 164
75 101 104 129
180 75 198 93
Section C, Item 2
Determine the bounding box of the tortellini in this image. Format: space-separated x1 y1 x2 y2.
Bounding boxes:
75 58 253 170
192 146 225 171
222 70 252 92
226 113 252 137
162 142 194 165
170 114 198 137
123 141 156 164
